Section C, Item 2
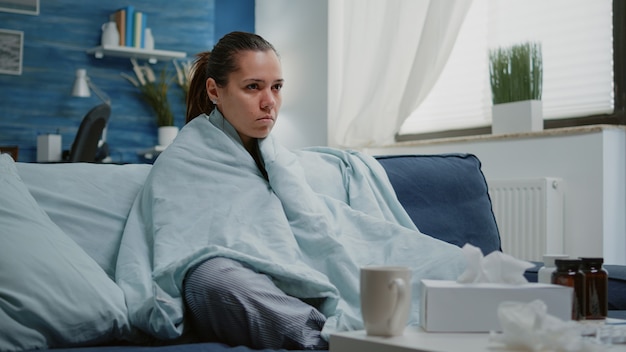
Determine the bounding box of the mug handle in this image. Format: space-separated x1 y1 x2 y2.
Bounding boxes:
388 278 407 330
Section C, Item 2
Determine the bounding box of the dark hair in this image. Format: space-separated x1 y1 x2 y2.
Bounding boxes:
185 31 278 123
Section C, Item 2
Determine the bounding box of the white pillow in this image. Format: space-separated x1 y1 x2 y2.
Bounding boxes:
0 155 131 350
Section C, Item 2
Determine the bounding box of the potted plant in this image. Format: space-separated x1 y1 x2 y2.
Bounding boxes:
489 41 543 134
122 58 178 147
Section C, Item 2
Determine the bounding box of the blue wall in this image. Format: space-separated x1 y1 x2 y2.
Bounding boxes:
215 0 255 41
0 0 254 163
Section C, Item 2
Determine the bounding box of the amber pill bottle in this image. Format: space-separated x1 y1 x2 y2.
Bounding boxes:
552 258 585 320
580 257 608 320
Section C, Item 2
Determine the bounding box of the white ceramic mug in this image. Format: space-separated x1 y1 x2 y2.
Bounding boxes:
360 266 412 336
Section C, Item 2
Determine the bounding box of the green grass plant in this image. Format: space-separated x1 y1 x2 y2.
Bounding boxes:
489 42 543 104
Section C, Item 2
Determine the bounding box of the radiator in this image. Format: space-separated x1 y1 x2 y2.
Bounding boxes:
487 178 564 262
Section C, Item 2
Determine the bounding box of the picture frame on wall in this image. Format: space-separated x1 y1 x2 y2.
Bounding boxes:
0 29 23 75
0 0 39 15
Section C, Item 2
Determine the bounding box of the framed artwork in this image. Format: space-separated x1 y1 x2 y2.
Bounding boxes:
0 29 23 75
0 0 39 15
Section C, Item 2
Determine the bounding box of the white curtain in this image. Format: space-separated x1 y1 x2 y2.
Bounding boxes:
328 0 472 148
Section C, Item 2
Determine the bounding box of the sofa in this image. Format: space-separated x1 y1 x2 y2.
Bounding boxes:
1 152 623 352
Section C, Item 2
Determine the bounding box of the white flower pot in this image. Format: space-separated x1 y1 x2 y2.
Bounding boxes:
158 126 179 147
492 100 543 135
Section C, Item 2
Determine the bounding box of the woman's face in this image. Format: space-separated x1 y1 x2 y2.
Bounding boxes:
207 50 283 149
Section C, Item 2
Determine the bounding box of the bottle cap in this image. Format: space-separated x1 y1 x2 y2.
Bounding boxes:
579 257 604 266
542 254 569 267
554 258 581 270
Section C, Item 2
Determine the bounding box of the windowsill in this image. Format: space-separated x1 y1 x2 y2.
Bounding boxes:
389 124 626 148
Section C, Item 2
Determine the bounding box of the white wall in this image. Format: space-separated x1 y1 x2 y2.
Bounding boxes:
255 0 329 149
365 127 626 265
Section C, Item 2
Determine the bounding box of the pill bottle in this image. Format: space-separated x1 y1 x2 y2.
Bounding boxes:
538 254 569 284
552 258 585 320
580 257 608 320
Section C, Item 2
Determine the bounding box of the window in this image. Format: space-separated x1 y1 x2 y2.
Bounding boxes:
398 0 624 141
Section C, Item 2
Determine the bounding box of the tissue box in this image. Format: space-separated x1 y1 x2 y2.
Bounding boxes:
420 279 572 332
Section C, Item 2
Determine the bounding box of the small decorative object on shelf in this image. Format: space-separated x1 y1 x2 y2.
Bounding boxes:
489 41 543 135
144 28 154 51
101 21 119 47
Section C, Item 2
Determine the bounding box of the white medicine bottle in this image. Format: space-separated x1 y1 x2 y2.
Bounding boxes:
538 254 569 284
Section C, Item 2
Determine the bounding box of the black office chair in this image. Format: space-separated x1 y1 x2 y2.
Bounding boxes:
64 103 111 163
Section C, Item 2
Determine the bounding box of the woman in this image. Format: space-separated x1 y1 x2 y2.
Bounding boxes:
182 32 328 349
115 31 466 350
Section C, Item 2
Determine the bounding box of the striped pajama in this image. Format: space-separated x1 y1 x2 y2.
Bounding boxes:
183 257 329 350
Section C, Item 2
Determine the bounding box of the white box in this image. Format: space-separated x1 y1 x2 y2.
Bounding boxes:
37 134 62 162
420 279 572 332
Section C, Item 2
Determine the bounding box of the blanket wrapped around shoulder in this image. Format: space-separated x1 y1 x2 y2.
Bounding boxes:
115 110 466 340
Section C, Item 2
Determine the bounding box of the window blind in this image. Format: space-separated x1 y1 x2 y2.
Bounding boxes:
399 0 613 136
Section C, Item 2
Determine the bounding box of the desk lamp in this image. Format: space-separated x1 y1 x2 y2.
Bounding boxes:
71 68 111 162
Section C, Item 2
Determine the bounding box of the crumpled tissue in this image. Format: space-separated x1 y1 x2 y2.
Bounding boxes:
489 300 602 352
457 243 534 284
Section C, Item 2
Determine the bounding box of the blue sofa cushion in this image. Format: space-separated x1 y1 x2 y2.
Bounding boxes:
605 264 626 311
375 153 501 255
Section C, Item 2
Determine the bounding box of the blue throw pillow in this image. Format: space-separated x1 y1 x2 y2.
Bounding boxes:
0 155 131 350
375 153 501 255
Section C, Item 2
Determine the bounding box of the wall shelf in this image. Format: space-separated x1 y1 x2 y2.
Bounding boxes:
87 45 187 64
137 145 166 161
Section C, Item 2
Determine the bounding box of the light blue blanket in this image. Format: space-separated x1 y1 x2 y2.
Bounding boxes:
116 110 466 340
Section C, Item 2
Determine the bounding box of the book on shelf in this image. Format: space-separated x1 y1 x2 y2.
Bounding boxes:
109 8 125 46
125 5 134 48
109 6 150 49
133 11 147 48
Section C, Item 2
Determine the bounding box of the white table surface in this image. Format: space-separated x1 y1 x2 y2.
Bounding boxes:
330 327 496 352
329 325 626 352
